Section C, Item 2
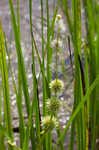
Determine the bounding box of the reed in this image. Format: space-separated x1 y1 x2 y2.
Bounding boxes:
0 0 99 150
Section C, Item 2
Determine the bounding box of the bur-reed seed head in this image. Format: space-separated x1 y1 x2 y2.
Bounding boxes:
49 79 64 93
41 116 59 132
47 97 61 114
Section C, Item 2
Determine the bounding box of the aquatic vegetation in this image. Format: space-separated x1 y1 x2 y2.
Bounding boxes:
0 0 99 150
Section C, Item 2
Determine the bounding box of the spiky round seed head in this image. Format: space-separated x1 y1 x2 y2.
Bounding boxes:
41 116 59 132
49 79 64 93
47 97 61 114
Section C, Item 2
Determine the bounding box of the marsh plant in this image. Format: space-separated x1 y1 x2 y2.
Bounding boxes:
1 0 99 150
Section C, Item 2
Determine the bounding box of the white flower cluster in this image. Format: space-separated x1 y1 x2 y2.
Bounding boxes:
54 14 66 34
51 39 63 48
50 14 66 74
51 14 66 48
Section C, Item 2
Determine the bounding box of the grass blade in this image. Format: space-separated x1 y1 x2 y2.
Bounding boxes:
8 0 31 117
0 21 14 150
